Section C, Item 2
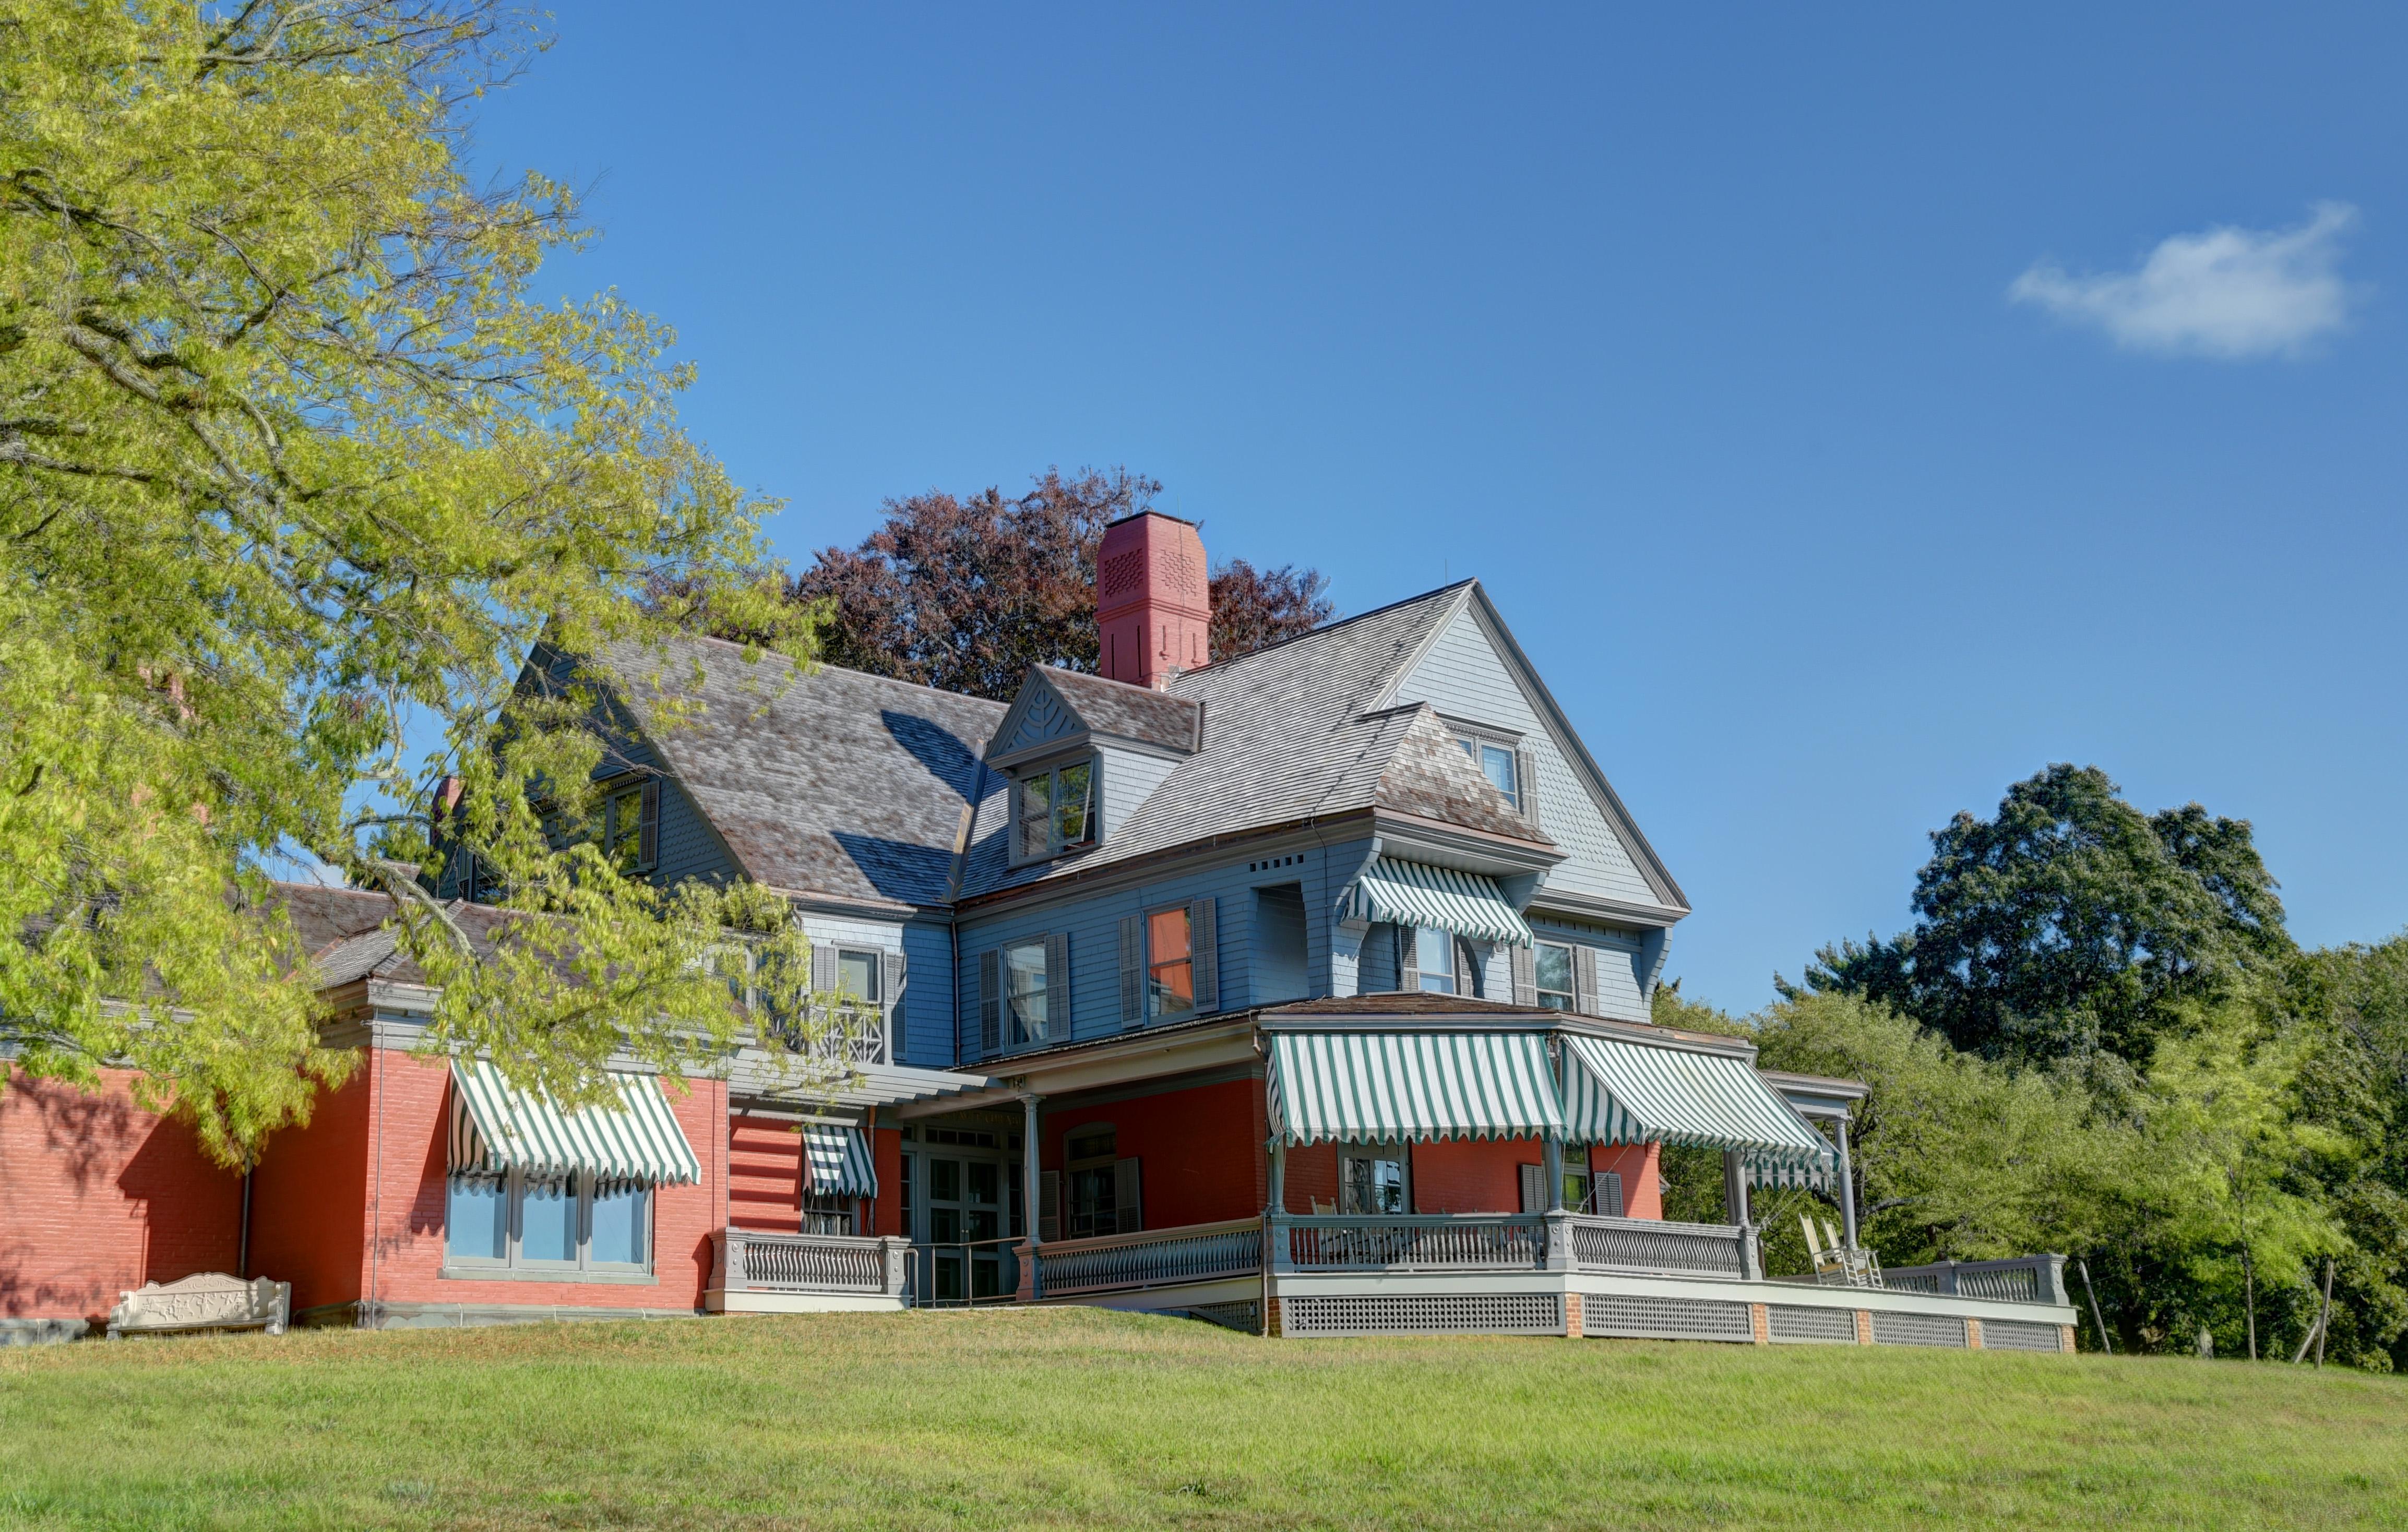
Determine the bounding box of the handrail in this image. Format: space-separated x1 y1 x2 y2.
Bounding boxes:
1280 1214 1546 1272
1882 1254 2068 1306
1567 1213 1750 1279
715 1228 907 1297
906 1236 1024 1308
1034 1218 1265 1296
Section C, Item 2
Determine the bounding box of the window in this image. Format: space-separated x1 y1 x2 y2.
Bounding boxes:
1340 1145 1411 1215
1017 759 1095 859
1004 937 1050 1045
592 778 659 872
1456 736 1519 810
1064 1125 1127 1238
444 1168 652 1274
1146 906 1195 1019
803 1193 855 1236
1560 1147 1592 1215
1415 926 1456 994
1533 941 1575 1011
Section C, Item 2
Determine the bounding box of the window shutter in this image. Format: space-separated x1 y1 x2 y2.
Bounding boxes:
1188 897 1218 1013
1044 931 1070 1040
1510 943 1537 1006
979 950 1003 1054
637 779 661 870
1453 937 1475 997
1118 913 1145 1027
1038 1169 1059 1243
1114 1157 1143 1234
1397 925 1420 994
1574 944 1600 1016
1600 1171 1625 1219
880 949 907 1061
1518 1162 1545 1215
810 939 838 997
1514 744 1539 826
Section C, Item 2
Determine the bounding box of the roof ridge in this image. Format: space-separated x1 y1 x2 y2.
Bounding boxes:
609 631 1010 712
1171 579 1475 681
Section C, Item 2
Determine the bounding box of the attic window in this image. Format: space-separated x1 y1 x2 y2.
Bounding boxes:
1455 733 1521 811
1017 760 1095 859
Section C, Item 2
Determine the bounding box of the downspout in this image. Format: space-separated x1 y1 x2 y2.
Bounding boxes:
946 763 990 1067
237 1165 254 1280
366 1036 386 1330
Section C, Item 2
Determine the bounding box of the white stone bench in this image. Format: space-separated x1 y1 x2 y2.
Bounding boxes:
108 1274 290 1339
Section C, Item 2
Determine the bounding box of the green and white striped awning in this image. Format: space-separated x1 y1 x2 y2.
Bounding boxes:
448 1060 702 1187
1560 1034 1834 1185
801 1123 878 1199
1268 1030 1563 1146
1339 859 1533 947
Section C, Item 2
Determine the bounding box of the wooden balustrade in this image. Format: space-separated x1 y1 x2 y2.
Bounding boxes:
1567 1214 1750 1278
715 1229 907 1297
1280 1215 1547 1272
1882 1254 2068 1306
1033 1219 1265 1297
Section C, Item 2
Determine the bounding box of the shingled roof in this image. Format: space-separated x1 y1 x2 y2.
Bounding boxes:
1022 666 1203 752
961 582 1552 897
603 636 1007 909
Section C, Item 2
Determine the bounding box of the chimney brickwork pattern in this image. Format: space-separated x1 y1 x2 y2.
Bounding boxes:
1096 512 1210 690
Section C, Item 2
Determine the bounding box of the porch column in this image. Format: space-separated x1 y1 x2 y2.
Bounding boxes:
1722 1150 1751 1228
1268 1136 1288 1215
1020 1093 1043 1303
1834 1117 1860 1249
1543 1133 1565 1213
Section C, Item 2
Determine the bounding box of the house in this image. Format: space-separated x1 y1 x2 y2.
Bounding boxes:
1 512 2078 1351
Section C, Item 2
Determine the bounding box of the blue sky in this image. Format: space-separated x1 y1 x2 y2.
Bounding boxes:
472 3 2407 1013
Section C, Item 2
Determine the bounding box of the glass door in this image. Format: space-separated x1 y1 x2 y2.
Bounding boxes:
924 1155 1009 1300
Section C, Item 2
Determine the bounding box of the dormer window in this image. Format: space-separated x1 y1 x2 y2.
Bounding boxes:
1455 735 1519 810
1016 759 1095 860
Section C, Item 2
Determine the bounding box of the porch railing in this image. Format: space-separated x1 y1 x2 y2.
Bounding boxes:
1882 1254 2068 1307
1568 1214 1751 1279
1034 1218 1265 1297
1280 1214 1547 1272
714 1228 909 1298
795 1002 889 1068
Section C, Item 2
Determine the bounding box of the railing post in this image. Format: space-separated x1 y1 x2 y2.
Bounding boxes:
2039 1254 2070 1307
726 1230 748 1292
1738 1222 1762 1282
1266 1212 1295 1275
880 1236 910 1300
1013 1240 1038 1304
1544 1211 1576 1272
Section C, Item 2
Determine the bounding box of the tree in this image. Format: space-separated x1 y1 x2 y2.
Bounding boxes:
0 1 825 1163
705 467 1338 702
1806 764 2292 1066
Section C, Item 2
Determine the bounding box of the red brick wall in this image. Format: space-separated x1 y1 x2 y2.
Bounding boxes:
1281 1140 1338 1214
1597 1141 1663 1219
0 1067 243 1321
247 1068 373 1313
870 1125 903 1237
355 1050 727 1311
728 1110 802 1233
1044 1076 1266 1230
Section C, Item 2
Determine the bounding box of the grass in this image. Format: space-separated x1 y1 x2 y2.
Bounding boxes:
1 1308 2402 1530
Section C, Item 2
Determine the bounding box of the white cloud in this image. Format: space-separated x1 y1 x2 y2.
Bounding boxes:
2009 203 2361 359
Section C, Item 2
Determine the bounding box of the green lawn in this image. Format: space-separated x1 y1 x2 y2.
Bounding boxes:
1 1308 2400 1530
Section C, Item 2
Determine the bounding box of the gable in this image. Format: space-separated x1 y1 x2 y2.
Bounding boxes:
1383 594 1683 914
992 674 1085 760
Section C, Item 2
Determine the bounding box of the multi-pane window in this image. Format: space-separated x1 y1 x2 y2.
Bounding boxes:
1340 1146 1410 1215
1456 736 1519 810
444 1169 652 1272
1017 760 1095 859
1147 907 1195 1019
1065 1125 1121 1238
1004 938 1050 1045
1415 926 1456 994
1533 941 1576 1010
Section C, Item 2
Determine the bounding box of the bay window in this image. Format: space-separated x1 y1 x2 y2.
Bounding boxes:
444 1167 652 1276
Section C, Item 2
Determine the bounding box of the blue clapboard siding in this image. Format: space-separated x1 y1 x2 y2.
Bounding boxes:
1528 915 1651 1022
899 916 955 1065
1096 745 1181 842
953 834 1378 1063
1389 603 1663 910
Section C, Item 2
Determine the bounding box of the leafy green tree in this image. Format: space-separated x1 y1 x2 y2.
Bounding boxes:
1806 764 2291 1066
0 1 827 1162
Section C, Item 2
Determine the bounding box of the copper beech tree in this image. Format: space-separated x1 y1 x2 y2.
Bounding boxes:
0 0 848 1163
691 467 1338 702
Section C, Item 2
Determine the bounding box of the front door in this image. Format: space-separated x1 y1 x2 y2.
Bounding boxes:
908 1127 1021 1303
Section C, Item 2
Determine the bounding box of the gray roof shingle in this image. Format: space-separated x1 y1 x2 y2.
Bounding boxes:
1022 666 1202 752
604 637 1007 908
962 582 1550 897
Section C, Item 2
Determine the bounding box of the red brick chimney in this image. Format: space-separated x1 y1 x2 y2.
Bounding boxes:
1097 511 1209 689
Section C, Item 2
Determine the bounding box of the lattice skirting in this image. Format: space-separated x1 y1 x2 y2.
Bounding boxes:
1871 1310 1968 1348
1281 1292 1564 1337
1182 1301 1262 1334
1766 1303 1861 1344
1582 1295 1754 1343
1981 1318 2068 1353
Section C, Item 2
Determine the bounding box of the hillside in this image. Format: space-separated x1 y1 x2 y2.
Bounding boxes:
2 1308 2400 1529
